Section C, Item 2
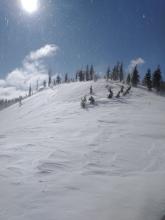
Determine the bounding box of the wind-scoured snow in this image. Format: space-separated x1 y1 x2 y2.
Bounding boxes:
0 80 165 220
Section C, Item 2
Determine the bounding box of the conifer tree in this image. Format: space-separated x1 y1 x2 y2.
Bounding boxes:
152 66 162 92
65 73 68 83
48 70 52 87
56 75 61 84
119 63 124 82
106 66 111 81
43 80 47 88
89 65 94 80
145 69 152 91
36 80 39 91
75 72 78 81
86 65 89 81
131 65 140 87
126 74 131 84
53 79 56 86
111 63 120 81
28 84 32 96
78 70 83 81
111 66 116 80
116 62 120 80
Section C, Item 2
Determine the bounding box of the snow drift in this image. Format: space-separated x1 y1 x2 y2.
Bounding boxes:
0 80 165 220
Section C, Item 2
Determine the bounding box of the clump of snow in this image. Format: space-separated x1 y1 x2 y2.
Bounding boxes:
0 80 165 220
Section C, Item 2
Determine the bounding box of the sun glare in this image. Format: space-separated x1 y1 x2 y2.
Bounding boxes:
21 0 39 14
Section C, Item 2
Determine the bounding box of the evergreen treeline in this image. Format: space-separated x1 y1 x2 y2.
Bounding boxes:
0 97 22 111
142 66 162 91
76 65 96 82
0 63 164 111
0 64 97 110
125 65 163 92
106 63 163 92
105 62 124 82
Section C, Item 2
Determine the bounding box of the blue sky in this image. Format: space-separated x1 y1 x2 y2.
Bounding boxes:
0 0 164 81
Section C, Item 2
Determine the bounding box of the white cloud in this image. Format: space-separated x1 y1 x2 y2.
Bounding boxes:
0 87 26 100
0 44 59 99
128 57 145 73
0 80 6 87
26 44 59 62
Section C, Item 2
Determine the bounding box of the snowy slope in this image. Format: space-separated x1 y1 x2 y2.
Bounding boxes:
0 80 165 220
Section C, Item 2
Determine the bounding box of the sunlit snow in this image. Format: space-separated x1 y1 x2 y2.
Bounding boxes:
0 80 165 220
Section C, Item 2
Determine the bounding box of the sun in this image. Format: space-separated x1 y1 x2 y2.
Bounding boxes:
20 0 39 14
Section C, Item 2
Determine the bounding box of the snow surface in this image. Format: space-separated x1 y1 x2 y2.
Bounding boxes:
0 80 165 220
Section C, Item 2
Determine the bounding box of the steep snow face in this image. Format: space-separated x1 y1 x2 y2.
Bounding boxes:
0 80 165 220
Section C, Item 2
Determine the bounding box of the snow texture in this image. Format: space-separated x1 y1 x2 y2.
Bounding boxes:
0 80 165 220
